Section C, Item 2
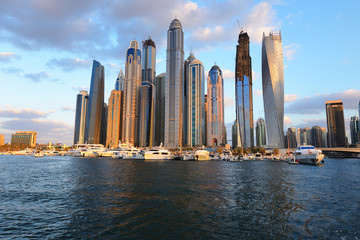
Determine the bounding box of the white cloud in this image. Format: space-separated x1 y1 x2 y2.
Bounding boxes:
72 86 88 91
284 116 293 126
0 106 48 119
284 94 298 103
222 69 234 80
284 43 300 61
107 62 121 69
156 59 163 63
0 52 20 62
254 90 262 96
24 71 51 82
47 57 91 71
224 96 235 107
61 106 75 111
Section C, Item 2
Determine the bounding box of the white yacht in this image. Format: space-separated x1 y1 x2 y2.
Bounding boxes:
182 153 195 161
144 148 172 160
194 150 210 161
254 152 263 160
295 144 324 165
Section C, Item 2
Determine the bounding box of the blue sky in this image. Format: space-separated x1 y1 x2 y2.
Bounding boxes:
0 0 359 145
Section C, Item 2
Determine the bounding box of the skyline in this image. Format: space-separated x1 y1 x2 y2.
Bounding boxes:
0 0 360 145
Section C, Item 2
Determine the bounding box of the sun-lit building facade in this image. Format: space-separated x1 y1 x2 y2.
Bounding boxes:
85 60 105 144
11 131 37 147
165 19 184 147
122 40 141 145
206 65 225 146
73 90 88 144
262 32 284 148
0 134 5 146
106 90 123 148
326 100 346 147
184 53 205 146
235 31 254 148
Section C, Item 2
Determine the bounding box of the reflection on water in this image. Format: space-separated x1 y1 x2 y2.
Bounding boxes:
0 156 360 239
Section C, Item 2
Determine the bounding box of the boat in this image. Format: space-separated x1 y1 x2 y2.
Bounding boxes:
144 148 173 160
120 148 144 160
294 144 324 165
183 153 195 161
32 150 44 157
194 150 210 161
254 152 263 160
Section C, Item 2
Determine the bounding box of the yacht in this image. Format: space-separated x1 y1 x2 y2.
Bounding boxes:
182 153 195 161
144 148 173 160
294 144 324 165
119 148 144 160
254 152 263 160
194 150 210 161
32 150 44 157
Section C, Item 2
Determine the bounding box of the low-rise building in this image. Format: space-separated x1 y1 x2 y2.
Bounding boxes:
11 131 37 147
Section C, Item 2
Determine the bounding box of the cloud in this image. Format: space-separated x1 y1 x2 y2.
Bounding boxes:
0 118 73 144
61 106 75 111
295 118 327 129
254 90 262 96
47 57 91 71
222 69 234 80
107 62 121 69
24 71 51 82
0 52 20 62
224 96 235 107
0 106 48 119
2 67 24 75
284 94 298 103
284 43 300 61
156 59 163 63
285 89 360 114
284 116 293 126
252 70 257 81
72 86 88 92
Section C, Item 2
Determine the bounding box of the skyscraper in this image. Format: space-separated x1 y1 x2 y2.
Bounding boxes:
326 100 346 147
285 127 297 148
122 40 141 145
262 32 284 148
235 31 254 148
115 69 125 91
138 38 156 147
207 65 225 146
255 118 266 147
85 60 105 144
350 116 359 144
73 90 88 144
106 90 123 148
155 73 166 146
165 19 184 148
184 53 205 146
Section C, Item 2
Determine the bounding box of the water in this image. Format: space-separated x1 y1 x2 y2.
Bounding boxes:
1 156 359 239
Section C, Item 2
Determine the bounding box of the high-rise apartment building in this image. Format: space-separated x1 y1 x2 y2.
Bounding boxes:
122 40 141 145
262 32 284 148
155 73 166 146
350 116 360 144
115 69 125 91
204 93 208 145
207 65 225 146
326 100 346 147
138 38 156 147
106 90 123 148
73 90 88 144
165 19 184 147
255 118 266 147
0 134 5 146
235 31 254 148
285 127 297 148
11 131 37 147
85 60 105 144
184 53 205 146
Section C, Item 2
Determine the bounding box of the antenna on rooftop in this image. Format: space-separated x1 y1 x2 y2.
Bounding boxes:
237 19 242 33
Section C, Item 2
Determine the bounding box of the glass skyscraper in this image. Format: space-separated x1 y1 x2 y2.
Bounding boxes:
326 100 346 147
155 73 166 146
115 69 125 91
138 38 156 147
122 40 141 145
350 116 359 144
206 65 225 146
184 53 205 147
73 90 88 144
262 32 284 148
255 118 266 147
165 19 184 147
235 31 254 148
85 60 105 144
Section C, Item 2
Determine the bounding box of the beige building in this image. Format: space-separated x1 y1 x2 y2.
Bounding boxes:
0 134 5 146
11 131 37 147
106 90 124 148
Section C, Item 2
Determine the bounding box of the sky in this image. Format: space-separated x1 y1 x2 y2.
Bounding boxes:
0 0 359 145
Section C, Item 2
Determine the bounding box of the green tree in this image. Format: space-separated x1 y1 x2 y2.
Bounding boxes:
273 148 279 155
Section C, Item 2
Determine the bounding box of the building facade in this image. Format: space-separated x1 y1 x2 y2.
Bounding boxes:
262 32 284 149
326 100 346 147
106 90 123 148
155 73 166 146
0 134 5 146
165 19 184 147
235 31 254 148
138 38 156 147
85 60 105 144
184 53 205 146
11 131 37 147
285 127 297 148
255 118 266 147
115 69 125 91
122 40 142 145
73 90 88 144
350 116 360 144
207 65 225 146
